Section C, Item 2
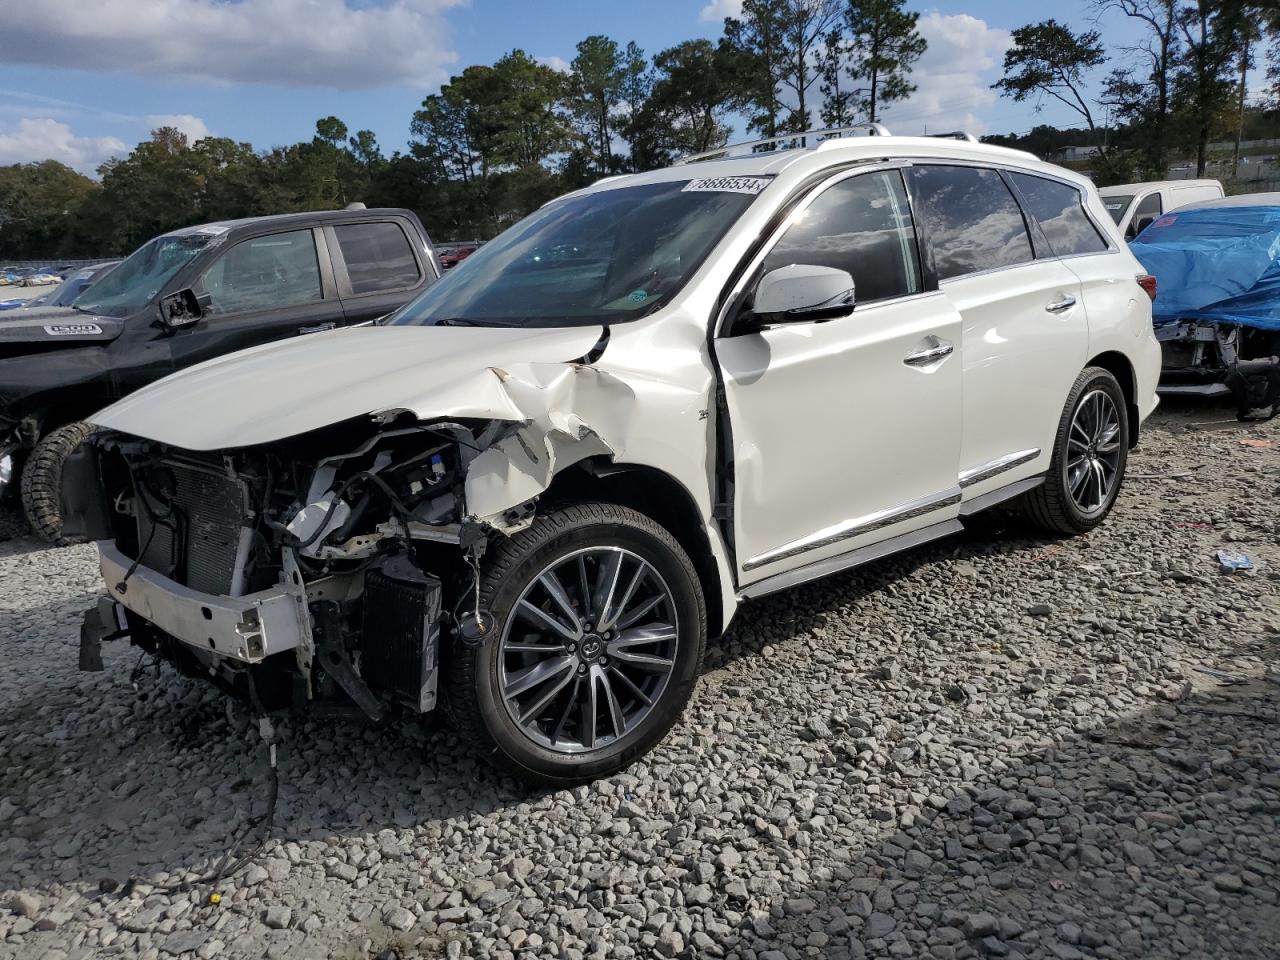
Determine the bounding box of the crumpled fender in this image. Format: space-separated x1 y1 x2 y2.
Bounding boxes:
460 363 636 528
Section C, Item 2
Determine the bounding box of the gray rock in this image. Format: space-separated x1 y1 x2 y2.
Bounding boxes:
263 906 291 930
383 906 416 931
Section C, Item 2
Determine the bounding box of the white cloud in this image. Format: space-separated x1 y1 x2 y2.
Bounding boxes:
0 118 127 174
146 114 212 143
700 0 742 23
878 13 1012 136
536 55 572 74
0 0 464 90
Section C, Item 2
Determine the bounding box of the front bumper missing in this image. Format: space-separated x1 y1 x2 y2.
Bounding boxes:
98 541 304 663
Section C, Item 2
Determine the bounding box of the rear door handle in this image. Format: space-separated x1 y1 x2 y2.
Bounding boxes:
1045 295 1077 314
903 339 954 367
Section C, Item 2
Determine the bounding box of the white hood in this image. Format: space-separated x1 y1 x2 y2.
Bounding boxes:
91 324 605 450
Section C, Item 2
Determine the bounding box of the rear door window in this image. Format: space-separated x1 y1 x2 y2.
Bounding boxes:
761 169 921 304
1008 173 1109 257
199 229 322 316
906 165 1034 281
333 221 421 295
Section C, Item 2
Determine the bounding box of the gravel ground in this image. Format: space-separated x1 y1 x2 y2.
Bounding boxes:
1 398 1277 960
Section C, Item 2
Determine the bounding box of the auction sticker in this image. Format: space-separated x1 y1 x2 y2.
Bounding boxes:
682 176 773 195
44 323 103 336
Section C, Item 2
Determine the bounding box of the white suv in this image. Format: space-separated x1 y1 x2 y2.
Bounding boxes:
70 128 1161 785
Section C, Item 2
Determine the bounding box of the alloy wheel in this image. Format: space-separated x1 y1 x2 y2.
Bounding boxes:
498 546 679 754
1066 388 1122 513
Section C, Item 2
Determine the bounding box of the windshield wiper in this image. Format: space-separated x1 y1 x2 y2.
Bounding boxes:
433 317 522 328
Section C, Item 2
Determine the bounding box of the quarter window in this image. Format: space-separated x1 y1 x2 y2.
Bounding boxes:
199 230 322 316
761 170 921 304
1009 173 1109 257
333 221 421 295
906 165 1034 281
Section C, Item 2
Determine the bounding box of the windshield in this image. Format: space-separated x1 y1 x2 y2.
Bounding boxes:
1101 194 1134 224
390 178 768 328
74 233 214 317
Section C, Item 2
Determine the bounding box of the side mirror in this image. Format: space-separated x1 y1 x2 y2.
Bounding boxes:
158 288 204 329
1130 214 1156 239
752 264 855 326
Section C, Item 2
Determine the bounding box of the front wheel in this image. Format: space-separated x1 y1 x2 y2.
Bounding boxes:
1017 367 1129 534
447 503 706 786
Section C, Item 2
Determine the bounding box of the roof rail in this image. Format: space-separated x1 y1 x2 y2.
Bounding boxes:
925 131 979 143
675 123 892 165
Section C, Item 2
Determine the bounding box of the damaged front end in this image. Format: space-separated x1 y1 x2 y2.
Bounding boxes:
71 414 533 719
1155 319 1280 419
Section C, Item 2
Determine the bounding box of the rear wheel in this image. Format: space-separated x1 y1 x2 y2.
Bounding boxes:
447 503 706 786
1017 367 1128 534
20 421 96 544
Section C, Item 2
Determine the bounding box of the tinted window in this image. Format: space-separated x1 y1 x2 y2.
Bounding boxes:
907 166 1033 280
334 221 421 295
762 170 921 303
1102 194 1133 224
199 230 322 316
1134 192 1162 219
1009 173 1109 257
1127 192 1163 239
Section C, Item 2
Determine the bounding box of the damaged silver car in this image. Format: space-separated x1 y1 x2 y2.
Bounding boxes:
68 127 1161 784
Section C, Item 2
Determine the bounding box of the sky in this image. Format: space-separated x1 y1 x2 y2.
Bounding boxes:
0 0 1195 176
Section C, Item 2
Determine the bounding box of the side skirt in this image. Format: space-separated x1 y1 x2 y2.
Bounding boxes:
738 519 963 600
736 473 1046 602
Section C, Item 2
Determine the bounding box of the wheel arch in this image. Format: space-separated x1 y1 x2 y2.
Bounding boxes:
538 459 729 640
1086 350 1140 446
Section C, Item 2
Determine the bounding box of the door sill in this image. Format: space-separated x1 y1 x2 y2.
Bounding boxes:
737 519 963 600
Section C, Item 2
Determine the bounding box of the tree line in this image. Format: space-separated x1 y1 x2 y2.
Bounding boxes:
1 0 1277 260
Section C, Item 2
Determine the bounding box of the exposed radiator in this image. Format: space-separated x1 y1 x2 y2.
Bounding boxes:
135 459 244 596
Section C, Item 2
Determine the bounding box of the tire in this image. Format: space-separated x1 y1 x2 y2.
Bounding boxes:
447 502 706 786
20 421 96 544
1017 367 1129 535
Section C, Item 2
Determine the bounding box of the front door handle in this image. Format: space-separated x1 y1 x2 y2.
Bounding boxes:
1045 295 1077 314
299 321 337 335
903 339 954 367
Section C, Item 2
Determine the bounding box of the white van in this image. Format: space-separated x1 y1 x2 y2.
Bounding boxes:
1099 179 1225 240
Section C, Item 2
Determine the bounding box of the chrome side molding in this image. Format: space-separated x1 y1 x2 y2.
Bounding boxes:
958 448 1040 488
740 519 964 599
743 486 962 572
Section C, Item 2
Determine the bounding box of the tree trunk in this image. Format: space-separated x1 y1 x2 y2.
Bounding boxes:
1233 36 1249 179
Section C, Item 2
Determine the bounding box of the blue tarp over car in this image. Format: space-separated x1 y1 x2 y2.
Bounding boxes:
1131 205 1280 333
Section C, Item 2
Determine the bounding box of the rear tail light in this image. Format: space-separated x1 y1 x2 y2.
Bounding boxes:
1136 274 1157 301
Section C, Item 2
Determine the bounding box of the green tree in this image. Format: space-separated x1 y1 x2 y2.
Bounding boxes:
779 1 842 130
722 0 789 137
994 21 1111 165
817 28 856 128
0 160 99 259
640 40 742 159
569 35 628 173
1172 0 1249 175
1096 1 1180 178
844 0 927 124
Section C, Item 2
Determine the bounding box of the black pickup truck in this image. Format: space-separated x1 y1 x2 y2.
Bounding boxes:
0 207 438 541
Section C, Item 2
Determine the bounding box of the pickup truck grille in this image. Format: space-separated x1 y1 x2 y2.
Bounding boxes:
133 459 244 596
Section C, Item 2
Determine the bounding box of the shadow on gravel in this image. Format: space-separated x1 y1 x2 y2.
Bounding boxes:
737 680 1280 960
706 519 1062 676
0 643 531 895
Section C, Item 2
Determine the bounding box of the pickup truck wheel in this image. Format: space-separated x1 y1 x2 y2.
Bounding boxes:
447 503 706 786
1017 367 1128 535
20 422 96 544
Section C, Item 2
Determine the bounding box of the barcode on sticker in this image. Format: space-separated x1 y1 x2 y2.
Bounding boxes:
682 176 772 195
